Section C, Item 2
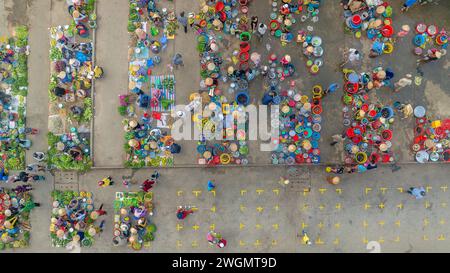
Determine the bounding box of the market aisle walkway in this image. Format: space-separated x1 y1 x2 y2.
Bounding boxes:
92 0 129 167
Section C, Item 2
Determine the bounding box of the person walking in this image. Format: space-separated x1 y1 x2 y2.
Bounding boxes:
250 16 258 33
407 186 426 199
98 176 114 187
323 83 339 97
394 74 413 92
172 53 184 69
177 11 188 33
207 180 215 192
330 133 345 146
257 23 267 41
401 0 418 12
340 48 361 67
301 230 312 245
417 49 444 65
177 206 194 220
26 163 46 172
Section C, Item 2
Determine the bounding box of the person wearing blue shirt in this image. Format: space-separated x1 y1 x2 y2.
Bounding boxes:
401 0 418 12
207 180 215 192
407 186 426 199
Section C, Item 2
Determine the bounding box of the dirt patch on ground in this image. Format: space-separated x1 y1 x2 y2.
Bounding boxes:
5 0 33 29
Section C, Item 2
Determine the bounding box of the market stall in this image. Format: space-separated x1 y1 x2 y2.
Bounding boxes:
0 26 29 171
50 190 105 248
113 191 156 250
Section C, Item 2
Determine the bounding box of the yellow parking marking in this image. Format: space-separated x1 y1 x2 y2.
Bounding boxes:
177 191 183 196
319 188 327 194
315 237 324 245
334 223 341 229
395 220 401 227
191 207 199 212
319 204 325 211
272 240 277 246
240 240 246 246
441 185 448 192
176 240 183 248
144 242 151 248
363 237 368 244
272 224 279 231
426 186 432 193
192 224 200 231
210 206 216 213
336 188 343 195
425 201 431 209
363 220 368 228
240 205 246 212
256 206 264 213
441 202 447 208
192 240 199 248
423 235 429 241
438 234 446 241
397 187 404 193
378 202 385 209
397 203 403 210
394 236 400 242
274 205 280 211
423 218 429 227
176 223 183 231
333 238 340 245
378 237 385 244
256 189 265 195
302 204 309 211
379 187 387 195
318 222 324 229
255 224 263 230
365 187 372 195
240 223 245 230
439 219 446 225
210 190 216 197
364 203 371 210
335 203 342 210
303 188 310 196
254 240 262 247
240 189 247 196
209 224 215 231
378 220 385 227
192 190 202 197
301 222 308 229
273 189 280 195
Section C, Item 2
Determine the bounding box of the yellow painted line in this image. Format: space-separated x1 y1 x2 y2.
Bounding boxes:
255 224 262 230
191 207 199 212
336 188 343 195
378 220 385 227
365 187 372 195
177 240 183 248
239 240 246 246
318 222 324 229
378 202 385 209
441 185 448 192
254 240 262 247
192 190 202 197
423 235 429 241
192 224 200 231
240 223 245 230
240 205 246 212
397 187 404 193
272 240 277 246
315 237 324 245
256 189 265 195
394 236 400 242
302 204 309 211
192 240 199 248
273 189 280 195
363 220 368 228
272 224 279 231
395 220 401 227
274 205 280 211
319 188 327 194
362 237 368 244
439 219 446 225
426 186 432 193
177 191 183 197
423 218 429 227
319 204 325 211
301 222 308 229
397 203 403 210
144 242 151 248
379 187 387 195
378 237 385 244
303 189 310 196
333 238 339 245
425 201 431 209
210 190 216 197
441 202 447 208
438 234 446 241
210 206 216 213
240 189 247 196
335 203 342 210
256 206 264 213
176 223 183 231
364 203 371 210
334 223 340 229
209 224 215 231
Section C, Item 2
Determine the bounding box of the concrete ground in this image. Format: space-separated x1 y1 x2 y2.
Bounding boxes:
0 0 449 253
